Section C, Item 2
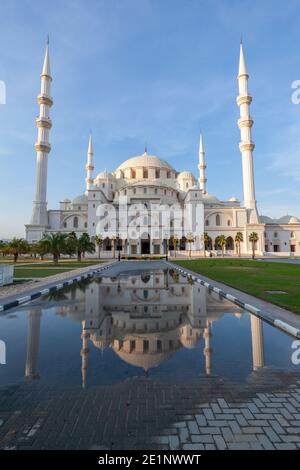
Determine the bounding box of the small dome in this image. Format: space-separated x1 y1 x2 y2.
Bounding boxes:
260 215 275 224
289 216 300 224
177 171 195 180
277 215 300 224
228 197 239 202
203 192 220 203
95 170 114 180
72 194 88 204
63 198 71 203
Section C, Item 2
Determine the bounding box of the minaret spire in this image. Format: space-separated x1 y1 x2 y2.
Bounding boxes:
30 39 53 228
236 40 258 223
198 130 207 193
85 133 94 191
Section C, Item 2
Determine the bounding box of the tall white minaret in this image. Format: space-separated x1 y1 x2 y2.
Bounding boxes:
198 131 207 193
30 38 53 226
236 40 258 224
250 315 265 371
85 134 94 192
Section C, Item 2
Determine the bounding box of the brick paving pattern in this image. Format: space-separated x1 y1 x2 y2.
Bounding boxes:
0 368 299 450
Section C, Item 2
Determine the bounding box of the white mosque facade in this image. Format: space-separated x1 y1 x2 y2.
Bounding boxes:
25 41 300 257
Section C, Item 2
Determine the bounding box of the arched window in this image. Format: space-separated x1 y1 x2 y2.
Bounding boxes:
227 219 231 226
216 214 221 226
205 219 209 226
274 232 278 238
84 222 87 228
73 216 78 228
143 168 148 178
131 169 136 179
167 171 171 179
63 221 67 228
155 169 160 178
291 231 295 238
186 182 189 188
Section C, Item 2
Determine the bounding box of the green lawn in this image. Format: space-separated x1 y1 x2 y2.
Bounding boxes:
13 260 104 278
173 259 300 314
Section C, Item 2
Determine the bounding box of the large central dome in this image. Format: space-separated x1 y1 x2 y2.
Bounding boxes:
115 151 174 172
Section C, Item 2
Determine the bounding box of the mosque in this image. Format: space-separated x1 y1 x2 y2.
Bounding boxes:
25 41 300 256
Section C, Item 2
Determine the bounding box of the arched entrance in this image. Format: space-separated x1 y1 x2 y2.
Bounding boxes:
141 234 150 254
226 236 234 251
205 236 213 250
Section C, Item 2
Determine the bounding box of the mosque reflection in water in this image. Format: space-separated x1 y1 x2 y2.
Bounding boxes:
24 269 264 386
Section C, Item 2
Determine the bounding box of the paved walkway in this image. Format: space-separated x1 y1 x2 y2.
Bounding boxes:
0 369 299 450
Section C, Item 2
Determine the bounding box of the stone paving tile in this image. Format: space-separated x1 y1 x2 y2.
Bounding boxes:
1 369 300 450
152 373 300 451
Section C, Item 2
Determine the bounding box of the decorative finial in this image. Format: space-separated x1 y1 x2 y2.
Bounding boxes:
144 143 147 154
240 33 243 44
47 34 50 46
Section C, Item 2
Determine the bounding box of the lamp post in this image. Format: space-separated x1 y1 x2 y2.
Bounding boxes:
116 233 121 261
164 234 169 261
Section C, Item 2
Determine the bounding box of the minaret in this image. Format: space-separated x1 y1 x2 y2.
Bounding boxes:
25 308 42 379
236 40 258 224
250 315 265 370
80 321 90 389
203 320 212 375
85 133 94 192
198 130 207 193
30 38 53 226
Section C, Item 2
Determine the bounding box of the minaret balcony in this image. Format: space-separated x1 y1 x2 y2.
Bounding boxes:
198 164 206 170
239 141 255 152
237 116 253 128
36 116 52 129
35 141 51 153
236 94 252 106
37 94 53 106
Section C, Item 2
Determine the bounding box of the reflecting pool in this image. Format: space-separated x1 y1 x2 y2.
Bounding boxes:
0 264 299 450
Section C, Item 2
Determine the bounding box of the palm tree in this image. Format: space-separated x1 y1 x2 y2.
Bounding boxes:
65 232 78 258
0 240 8 257
77 233 95 262
170 235 178 258
216 234 226 257
94 235 103 259
186 232 195 258
41 233 68 264
8 238 29 263
203 232 210 256
235 232 244 257
249 232 259 259
36 239 50 260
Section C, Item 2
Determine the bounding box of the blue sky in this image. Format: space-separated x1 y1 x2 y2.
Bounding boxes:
0 0 300 238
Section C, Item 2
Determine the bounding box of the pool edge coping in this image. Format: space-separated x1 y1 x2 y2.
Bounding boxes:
0 260 118 313
165 260 300 340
